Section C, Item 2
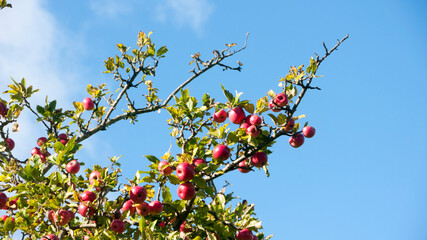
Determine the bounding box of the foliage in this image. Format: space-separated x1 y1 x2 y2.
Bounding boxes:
0 26 347 240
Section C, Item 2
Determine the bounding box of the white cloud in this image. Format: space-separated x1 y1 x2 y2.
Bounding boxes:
156 0 214 34
0 0 85 159
90 0 131 18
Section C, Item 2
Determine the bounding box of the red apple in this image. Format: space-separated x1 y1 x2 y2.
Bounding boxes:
80 191 96 203
238 160 251 173
58 133 68 141
60 139 68 145
158 161 173 175
159 221 165 228
250 152 268 167
47 210 55 222
37 137 47 146
274 93 288 107
228 107 245 124
6 138 14 150
41 234 59 240
269 100 281 112
66 160 80 174
289 133 305 148
130 186 147 204
31 147 41 156
213 109 227 123
252 235 258 240
192 158 207 168
0 102 7 118
236 229 254 240
177 182 196 200
0 192 8 209
284 118 295 131
212 144 230 161
249 115 262 126
78 203 95 218
110 219 125 234
40 152 50 163
176 162 195 182
246 125 259 137
53 209 71 226
180 220 192 233
83 97 95 111
121 200 136 216
148 200 163 215
89 171 102 185
8 198 18 210
240 122 250 130
68 210 75 220
112 209 122 220
136 202 150 216
302 126 316 138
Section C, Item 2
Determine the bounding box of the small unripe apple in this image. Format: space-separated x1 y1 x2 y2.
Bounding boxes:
66 160 80 174
212 144 230 161
249 115 262 126
250 152 268 167
0 192 8 209
176 162 195 182
192 158 207 168
213 109 227 123
284 118 295 131
78 203 95 218
228 107 246 124
136 202 150 216
302 126 316 138
53 209 71 226
246 125 260 137
289 133 305 148
148 200 163 215
274 93 288 107
41 234 59 240
121 200 136 216
37 137 47 146
158 161 173 175
6 138 14 150
83 97 95 111
130 186 147 204
110 219 126 234
80 191 96 203
89 171 102 185
268 100 281 112
177 182 196 200
238 160 251 173
236 228 254 240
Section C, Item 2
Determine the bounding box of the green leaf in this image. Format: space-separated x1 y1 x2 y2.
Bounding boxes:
162 186 172 203
144 155 159 164
192 176 207 189
221 84 234 103
156 46 168 56
139 217 146 233
36 105 45 115
167 174 180 185
53 141 64 153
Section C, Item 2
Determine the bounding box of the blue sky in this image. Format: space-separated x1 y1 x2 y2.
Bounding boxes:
0 0 426 239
